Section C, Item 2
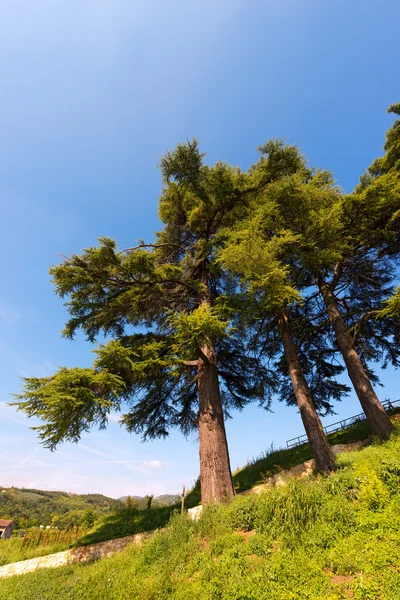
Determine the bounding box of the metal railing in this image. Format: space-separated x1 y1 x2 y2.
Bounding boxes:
286 398 400 449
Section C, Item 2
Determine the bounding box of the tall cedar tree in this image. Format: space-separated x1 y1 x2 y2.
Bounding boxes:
305 105 400 440
359 102 400 319
250 120 400 440
219 142 346 473
14 141 276 505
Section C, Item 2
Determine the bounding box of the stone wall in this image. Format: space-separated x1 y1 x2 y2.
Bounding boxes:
0 531 151 579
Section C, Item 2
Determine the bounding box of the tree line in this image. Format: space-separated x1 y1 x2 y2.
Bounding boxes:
14 103 400 506
0 487 117 529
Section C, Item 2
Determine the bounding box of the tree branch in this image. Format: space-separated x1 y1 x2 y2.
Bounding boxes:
121 243 184 253
349 310 379 344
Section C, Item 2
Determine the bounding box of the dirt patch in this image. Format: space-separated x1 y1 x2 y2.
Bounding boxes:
200 537 209 550
330 574 355 585
324 568 355 586
235 530 256 543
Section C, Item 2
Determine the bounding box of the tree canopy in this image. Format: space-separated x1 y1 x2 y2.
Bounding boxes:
15 141 276 504
13 105 400 498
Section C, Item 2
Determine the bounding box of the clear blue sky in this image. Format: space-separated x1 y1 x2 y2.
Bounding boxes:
1 0 399 498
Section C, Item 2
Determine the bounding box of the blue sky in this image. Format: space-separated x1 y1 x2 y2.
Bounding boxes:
1 0 399 498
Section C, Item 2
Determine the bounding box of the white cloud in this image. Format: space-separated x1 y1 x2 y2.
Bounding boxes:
108 413 122 423
144 460 169 469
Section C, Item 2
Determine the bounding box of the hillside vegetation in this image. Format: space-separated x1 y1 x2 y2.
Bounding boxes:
0 492 178 566
1 424 400 599
0 488 118 529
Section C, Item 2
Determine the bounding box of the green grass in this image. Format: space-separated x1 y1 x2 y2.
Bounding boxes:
76 505 176 546
2 424 400 599
0 507 177 567
64 418 377 546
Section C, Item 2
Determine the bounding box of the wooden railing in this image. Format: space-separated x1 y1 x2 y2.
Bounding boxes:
286 399 400 449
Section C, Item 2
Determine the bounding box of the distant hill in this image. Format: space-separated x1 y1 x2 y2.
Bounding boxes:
0 486 120 529
119 494 180 507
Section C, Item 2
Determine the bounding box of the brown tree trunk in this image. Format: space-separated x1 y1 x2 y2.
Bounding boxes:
197 343 235 505
278 312 335 474
319 283 394 440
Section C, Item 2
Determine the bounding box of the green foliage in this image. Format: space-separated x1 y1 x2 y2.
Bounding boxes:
0 486 116 530
81 508 96 529
377 284 400 318
218 142 352 418
13 141 275 456
3 427 400 599
219 215 301 312
12 368 124 449
124 496 136 510
170 304 230 354
357 469 390 511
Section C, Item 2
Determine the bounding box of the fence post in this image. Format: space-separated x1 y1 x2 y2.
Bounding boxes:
181 485 185 516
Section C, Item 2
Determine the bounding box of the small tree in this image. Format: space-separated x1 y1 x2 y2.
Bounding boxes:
81 508 96 529
144 495 154 510
125 496 136 510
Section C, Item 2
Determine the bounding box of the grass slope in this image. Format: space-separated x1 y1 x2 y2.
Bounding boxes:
185 417 372 507
1 423 400 599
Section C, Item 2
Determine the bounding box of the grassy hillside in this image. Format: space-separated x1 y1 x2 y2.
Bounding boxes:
1 424 400 599
185 416 372 507
0 527 86 567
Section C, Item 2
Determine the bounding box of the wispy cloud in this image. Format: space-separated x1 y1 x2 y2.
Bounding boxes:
108 413 122 424
0 297 21 328
0 401 30 427
2 447 41 483
78 442 151 474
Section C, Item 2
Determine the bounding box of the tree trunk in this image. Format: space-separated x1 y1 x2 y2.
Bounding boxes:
197 343 235 505
278 312 335 473
319 283 394 440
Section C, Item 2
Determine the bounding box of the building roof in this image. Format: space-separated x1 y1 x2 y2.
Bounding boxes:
0 520 13 527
